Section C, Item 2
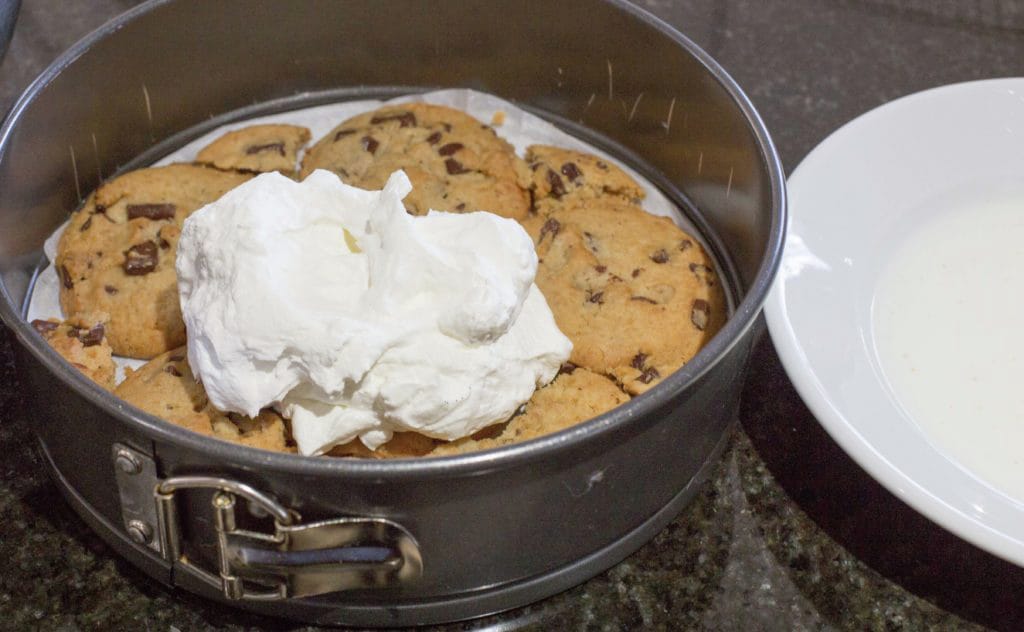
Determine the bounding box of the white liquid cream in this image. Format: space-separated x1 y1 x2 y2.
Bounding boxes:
873 194 1024 500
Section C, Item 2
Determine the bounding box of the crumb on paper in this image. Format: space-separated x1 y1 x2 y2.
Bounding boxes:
491 110 506 126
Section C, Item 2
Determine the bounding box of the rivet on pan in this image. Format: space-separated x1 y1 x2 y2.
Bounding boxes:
213 492 235 509
114 449 141 475
127 520 153 545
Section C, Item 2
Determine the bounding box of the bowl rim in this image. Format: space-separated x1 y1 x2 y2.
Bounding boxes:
765 77 1024 566
0 0 786 479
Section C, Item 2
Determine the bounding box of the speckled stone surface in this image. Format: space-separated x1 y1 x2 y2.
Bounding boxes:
2 1 1024 630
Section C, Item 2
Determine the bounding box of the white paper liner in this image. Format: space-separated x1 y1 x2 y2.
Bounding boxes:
27 89 689 383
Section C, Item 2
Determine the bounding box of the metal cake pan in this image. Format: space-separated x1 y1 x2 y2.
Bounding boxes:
0 0 785 626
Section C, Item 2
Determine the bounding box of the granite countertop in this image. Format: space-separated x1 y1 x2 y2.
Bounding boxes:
2 1 1024 630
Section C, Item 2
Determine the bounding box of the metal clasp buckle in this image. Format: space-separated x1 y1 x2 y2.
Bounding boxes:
154 475 423 600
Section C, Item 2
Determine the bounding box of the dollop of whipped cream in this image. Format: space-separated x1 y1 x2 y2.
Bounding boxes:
176 169 572 455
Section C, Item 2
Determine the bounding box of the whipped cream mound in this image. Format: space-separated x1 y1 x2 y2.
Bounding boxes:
176 169 572 455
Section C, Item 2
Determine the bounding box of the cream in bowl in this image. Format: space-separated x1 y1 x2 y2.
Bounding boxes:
873 188 1024 500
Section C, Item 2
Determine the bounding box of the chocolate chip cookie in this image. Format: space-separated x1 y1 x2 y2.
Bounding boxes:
327 365 628 458
56 164 250 359
428 365 628 455
526 144 645 214
115 348 289 451
31 314 115 390
196 124 311 176
300 103 531 219
522 201 726 395
326 430 438 459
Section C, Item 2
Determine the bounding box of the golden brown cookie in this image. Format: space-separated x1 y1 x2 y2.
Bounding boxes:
300 103 531 219
31 314 115 390
327 366 628 458
56 164 251 359
326 431 438 459
196 124 311 176
115 348 289 452
428 365 628 455
526 145 645 214
522 201 726 395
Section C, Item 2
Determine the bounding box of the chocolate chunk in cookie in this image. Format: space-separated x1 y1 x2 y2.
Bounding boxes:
526 145 645 214
32 313 115 390
196 124 312 177
56 164 251 359
300 103 531 219
115 348 290 452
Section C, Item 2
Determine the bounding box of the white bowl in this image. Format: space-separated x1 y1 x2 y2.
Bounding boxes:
765 78 1024 566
